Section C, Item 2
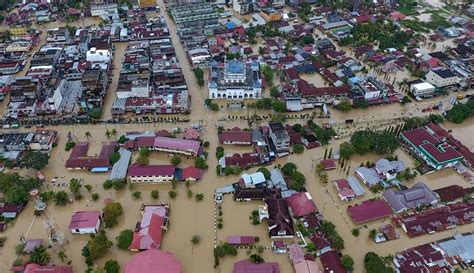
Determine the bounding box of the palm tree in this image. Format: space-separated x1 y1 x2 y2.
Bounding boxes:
29 246 51 265
111 128 118 137
58 251 67 262
85 131 91 140
105 130 111 139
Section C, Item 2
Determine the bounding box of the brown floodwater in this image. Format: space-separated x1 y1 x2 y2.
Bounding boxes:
0 3 473 273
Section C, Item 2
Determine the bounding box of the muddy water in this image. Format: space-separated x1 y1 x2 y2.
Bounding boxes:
0 5 473 273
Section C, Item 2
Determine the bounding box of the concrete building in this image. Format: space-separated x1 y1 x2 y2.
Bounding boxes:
69 211 102 234
208 60 262 100
401 127 463 170
128 165 176 183
233 0 250 14
410 82 436 98
426 68 460 88
269 122 290 153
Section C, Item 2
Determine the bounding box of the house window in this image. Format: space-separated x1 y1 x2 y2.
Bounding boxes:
75 229 80 233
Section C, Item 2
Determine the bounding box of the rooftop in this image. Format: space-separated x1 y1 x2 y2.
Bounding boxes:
68 210 101 230
347 199 392 224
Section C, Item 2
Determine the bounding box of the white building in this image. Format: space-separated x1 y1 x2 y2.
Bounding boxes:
269 122 290 153
188 48 211 68
69 211 102 234
233 0 250 14
86 47 112 70
241 172 266 188
410 82 436 98
208 60 262 100
128 165 176 183
426 68 460 88
5 41 33 53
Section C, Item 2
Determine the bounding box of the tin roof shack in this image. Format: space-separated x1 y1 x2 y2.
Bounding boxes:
129 203 170 251
81 68 109 113
392 201 474 237
394 242 454 272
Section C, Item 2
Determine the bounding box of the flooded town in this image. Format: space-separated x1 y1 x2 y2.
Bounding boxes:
0 0 472 273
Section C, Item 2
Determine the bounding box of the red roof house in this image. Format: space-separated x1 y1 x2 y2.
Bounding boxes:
69 210 102 234
233 260 280 273
220 129 252 145
320 159 336 170
227 236 255 245
347 200 392 224
285 192 317 217
125 249 182 273
128 165 175 183
181 166 204 181
65 142 116 171
12 264 72 273
129 204 169 251
320 251 347 273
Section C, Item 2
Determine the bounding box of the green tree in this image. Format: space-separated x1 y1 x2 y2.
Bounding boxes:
364 252 395 273
69 178 81 193
261 65 274 86
270 87 279 98
58 251 67 262
85 131 91 140
132 191 141 199
293 144 304 154
92 193 99 201
351 228 360 237
271 100 286 112
336 100 352 112
341 255 354 271
303 35 315 45
109 153 120 164
170 155 181 166
29 245 51 265
339 142 355 159
290 171 306 191
21 150 49 170
5 186 29 204
169 190 177 199
216 146 225 159
65 141 76 151
116 229 133 250
194 157 208 169
102 202 123 228
195 193 204 201
104 259 120 273
54 191 69 206
191 235 201 245
86 231 113 260
281 162 297 176
151 190 159 200
257 167 271 179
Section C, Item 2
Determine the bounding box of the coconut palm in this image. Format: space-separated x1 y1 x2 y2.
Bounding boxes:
29 245 51 265
111 128 118 137
105 130 111 139
58 251 67 262
85 131 91 140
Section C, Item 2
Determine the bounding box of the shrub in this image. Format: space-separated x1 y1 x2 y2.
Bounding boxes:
151 190 159 200
65 142 76 151
169 190 177 199
85 185 92 192
217 223 223 229
195 193 204 201
132 191 141 200
293 144 304 154
203 141 210 147
351 228 360 237
102 202 123 228
191 235 201 245
116 229 133 250
91 193 99 201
